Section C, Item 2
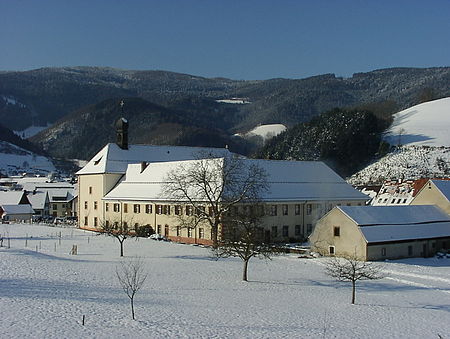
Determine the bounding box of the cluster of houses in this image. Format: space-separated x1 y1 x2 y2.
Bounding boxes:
0 176 77 222
74 118 450 260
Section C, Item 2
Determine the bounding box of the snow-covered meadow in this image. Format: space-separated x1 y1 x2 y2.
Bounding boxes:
1 223 449 338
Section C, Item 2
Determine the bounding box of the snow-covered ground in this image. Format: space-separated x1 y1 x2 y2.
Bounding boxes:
235 124 287 143
14 125 50 139
0 141 55 176
1 223 449 338
349 145 450 185
384 97 450 147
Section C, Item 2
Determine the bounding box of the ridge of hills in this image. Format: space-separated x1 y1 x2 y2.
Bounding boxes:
1 66 449 132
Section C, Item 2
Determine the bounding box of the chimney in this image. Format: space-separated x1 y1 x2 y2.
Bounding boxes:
115 117 129 150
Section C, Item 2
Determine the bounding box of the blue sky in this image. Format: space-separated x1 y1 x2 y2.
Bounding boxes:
1 0 449 80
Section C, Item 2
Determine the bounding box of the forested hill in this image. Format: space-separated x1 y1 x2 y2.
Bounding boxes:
30 97 251 160
1 66 449 132
257 109 388 177
0 123 45 155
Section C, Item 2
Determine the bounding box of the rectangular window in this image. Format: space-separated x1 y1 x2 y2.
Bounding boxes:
163 205 170 215
270 205 277 216
53 204 57 210
199 228 204 239
282 204 288 215
176 226 181 237
94 217 98 227
295 225 301 236
271 226 278 238
381 248 386 256
105 203 109 212
84 201 88 209
89 186 92 194
145 204 152 214
329 246 335 255
185 206 193 216
94 201 98 210
133 204 140 213
282 225 289 237
113 203 120 212
295 204 301 215
306 204 312 215
307 224 312 234
123 203 128 213
84 216 88 226
105 220 109 227
208 206 214 216
157 225 161 234
334 226 340 237
156 205 162 215
175 205 182 215
187 227 193 238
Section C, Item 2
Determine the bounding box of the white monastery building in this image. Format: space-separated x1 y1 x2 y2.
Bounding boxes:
76 118 367 244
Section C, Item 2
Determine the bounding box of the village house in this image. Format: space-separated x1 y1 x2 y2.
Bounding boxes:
309 205 450 260
76 118 368 244
411 179 450 215
0 191 34 222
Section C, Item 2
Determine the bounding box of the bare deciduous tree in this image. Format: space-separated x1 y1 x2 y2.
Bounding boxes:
163 154 268 247
101 218 135 257
325 254 385 304
116 257 148 320
215 205 278 281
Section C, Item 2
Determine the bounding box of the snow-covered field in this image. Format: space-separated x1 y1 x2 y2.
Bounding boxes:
234 124 287 143
1 223 449 338
0 141 55 176
14 125 50 139
384 97 450 147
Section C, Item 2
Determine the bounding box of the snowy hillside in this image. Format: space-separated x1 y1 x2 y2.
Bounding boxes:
0 141 55 176
1 223 450 338
384 97 450 147
235 124 286 142
349 146 450 185
14 125 49 139
349 98 450 184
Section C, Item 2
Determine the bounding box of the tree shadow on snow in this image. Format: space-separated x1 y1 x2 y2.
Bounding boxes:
0 277 123 304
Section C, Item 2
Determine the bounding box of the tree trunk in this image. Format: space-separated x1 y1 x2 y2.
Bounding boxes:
120 239 124 257
351 280 356 304
130 297 135 320
243 258 249 281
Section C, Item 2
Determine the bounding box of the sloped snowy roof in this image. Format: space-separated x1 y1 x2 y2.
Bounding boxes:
0 191 26 205
104 158 367 202
1 204 34 215
339 205 450 226
432 180 450 201
26 191 49 210
360 222 450 243
76 143 232 175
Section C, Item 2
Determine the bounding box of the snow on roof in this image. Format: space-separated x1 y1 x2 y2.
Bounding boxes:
0 191 25 205
104 158 367 202
76 143 232 175
26 191 48 210
1 204 34 215
339 205 450 226
360 221 450 243
432 179 450 201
